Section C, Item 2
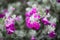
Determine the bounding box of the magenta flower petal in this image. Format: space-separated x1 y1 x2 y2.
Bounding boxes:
51 23 56 27
45 9 50 14
0 14 5 18
26 17 40 30
26 21 40 30
15 16 21 21
34 13 40 19
48 31 56 38
32 22 40 30
5 17 15 34
3 9 8 14
6 28 13 34
41 17 50 25
31 7 37 13
27 23 33 29
57 0 60 3
25 7 40 30
6 29 14 34
6 23 15 34
25 7 37 17
31 36 36 40
6 24 15 34
25 12 32 17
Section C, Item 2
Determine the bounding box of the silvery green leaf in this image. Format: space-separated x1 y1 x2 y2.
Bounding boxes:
28 30 36 37
39 9 46 17
45 13 51 18
37 0 42 2
0 19 2 22
15 30 26 38
49 17 57 23
42 0 48 3
12 14 16 19
42 27 49 34
42 0 49 4
50 0 56 4
32 3 38 8
29 0 35 2
56 3 60 11
27 1 34 6
26 7 31 12
0 18 4 25
0 32 3 37
12 2 21 8
47 25 55 34
16 2 21 7
0 24 4 31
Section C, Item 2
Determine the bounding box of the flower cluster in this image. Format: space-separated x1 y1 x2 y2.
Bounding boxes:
0 6 16 34
0 1 57 39
25 7 40 30
25 7 56 38
0 0 58 40
5 17 15 34
0 4 23 34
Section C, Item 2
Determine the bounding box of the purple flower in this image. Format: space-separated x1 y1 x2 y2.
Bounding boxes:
41 17 50 25
6 24 15 34
31 36 36 40
15 16 20 21
3 9 8 14
15 16 22 21
51 23 56 27
57 0 60 3
26 21 40 30
32 22 40 30
26 14 40 30
25 7 37 17
0 14 5 18
48 31 56 38
5 17 15 34
25 7 40 30
45 9 50 14
0 9 8 18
